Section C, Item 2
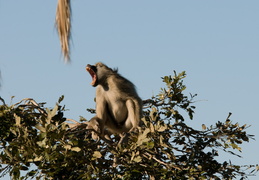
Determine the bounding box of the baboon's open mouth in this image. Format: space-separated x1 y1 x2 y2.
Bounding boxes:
86 65 97 86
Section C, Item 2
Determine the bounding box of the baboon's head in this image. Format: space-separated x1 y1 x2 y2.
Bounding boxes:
86 62 115 87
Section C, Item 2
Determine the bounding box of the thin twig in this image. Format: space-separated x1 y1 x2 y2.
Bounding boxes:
144 152 181 170
66 118 80 124
0 96 6 106
13 98 46 115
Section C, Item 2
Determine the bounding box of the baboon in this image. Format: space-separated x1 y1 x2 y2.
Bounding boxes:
86 62 142 138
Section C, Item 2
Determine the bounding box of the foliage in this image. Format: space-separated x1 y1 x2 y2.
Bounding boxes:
0 71 258 180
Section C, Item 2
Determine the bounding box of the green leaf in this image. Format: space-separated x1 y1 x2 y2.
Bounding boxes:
146 141 154 149
39 132 47 140
4 149 12 158
28 170 37 176
58 95 64 103
20 166 29 171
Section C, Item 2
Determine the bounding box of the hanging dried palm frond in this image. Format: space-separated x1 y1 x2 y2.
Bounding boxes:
55 0 71 62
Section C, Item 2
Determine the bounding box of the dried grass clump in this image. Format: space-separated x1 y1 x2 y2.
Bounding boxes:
55 0 71 62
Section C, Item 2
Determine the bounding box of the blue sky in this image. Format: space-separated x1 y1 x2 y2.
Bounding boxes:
0 0 259 179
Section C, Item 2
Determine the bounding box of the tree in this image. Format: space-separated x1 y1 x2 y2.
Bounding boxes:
0 71 258 179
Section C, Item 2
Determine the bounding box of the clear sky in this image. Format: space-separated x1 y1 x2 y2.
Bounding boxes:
0 0 259 179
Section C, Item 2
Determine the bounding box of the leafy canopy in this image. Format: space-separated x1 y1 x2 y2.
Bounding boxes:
0 71 258 180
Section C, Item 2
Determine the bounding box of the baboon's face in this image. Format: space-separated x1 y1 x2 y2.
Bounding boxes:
86 62 110 87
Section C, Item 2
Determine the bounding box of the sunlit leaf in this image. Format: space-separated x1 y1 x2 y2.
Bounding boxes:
14 114 21 126
133 156 142 163
36 139 46 147
92 151 102 160
35 124 46 132
64 144 72 150
71 147 81 152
